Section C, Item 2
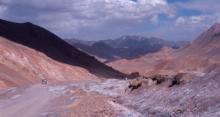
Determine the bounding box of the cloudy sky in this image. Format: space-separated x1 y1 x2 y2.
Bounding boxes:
0 0 220 41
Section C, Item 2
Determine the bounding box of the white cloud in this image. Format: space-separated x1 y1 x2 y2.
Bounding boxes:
1 0 218 41
150 15 159 23
174 0 220 13
175 15 207 26
175 13 220 27
175 17 185 26
0 0 173 39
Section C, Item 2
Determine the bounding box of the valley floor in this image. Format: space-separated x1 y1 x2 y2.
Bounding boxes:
0 80 132 117
1 71 220 117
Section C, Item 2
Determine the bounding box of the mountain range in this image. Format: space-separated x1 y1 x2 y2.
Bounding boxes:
65 36 189 62
1 18 220 117
0 19 126 78
0 19 127 88
108 23 220 76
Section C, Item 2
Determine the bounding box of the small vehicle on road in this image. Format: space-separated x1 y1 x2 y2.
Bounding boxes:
41 79 48 85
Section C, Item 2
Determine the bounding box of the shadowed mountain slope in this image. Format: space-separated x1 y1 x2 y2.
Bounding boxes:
0 19 125 78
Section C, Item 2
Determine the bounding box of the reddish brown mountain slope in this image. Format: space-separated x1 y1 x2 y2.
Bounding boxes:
109 23 220 75
163 23 220 72
108 47 174 75
0 19 124 78
0 37 96 88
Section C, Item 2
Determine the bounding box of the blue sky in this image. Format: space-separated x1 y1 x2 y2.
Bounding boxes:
0 0 220 41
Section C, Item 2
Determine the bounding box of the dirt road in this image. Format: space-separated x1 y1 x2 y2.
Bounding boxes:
0 85 56 117
0 79 139 117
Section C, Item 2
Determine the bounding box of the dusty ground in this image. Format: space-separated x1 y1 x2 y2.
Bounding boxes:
0 85 57 117
0 79 131 117
1 71 220 117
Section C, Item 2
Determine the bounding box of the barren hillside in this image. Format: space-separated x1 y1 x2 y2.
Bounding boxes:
0 19 124 78
108 23 220 76
0 37 96 88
